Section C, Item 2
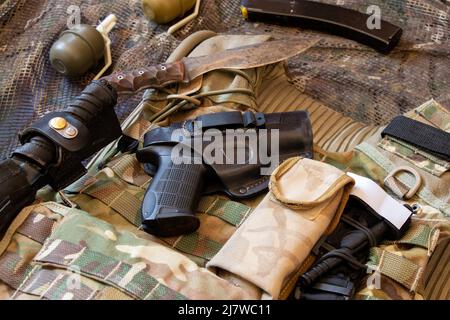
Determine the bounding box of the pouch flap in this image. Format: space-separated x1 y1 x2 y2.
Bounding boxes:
270 157 354 214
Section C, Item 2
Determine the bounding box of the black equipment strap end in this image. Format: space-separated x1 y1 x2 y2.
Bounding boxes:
381 116 450 161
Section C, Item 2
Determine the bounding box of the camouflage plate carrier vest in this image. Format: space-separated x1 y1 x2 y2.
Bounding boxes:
0 32 448 300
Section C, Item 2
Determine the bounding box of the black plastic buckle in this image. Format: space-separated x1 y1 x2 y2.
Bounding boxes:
243 111 265 127
313 280 355 298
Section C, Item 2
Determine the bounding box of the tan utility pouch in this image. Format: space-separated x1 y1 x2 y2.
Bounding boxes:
207 157 355 299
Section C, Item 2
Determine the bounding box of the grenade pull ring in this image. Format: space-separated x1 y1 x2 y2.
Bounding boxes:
93 14 117 80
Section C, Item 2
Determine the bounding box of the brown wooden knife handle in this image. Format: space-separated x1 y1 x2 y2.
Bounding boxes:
102 61 185 94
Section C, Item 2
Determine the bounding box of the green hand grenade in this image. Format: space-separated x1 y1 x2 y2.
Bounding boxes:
50 14 116 78
142 0 197 24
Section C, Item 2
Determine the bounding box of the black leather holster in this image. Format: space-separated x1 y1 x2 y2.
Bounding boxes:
138 110 313 199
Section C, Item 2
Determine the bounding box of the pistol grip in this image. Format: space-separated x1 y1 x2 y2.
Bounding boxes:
138 145 205 237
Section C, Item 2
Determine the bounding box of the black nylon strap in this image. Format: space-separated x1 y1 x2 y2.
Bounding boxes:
313 282 354 297
193 111 266 131
381 116 450 161
143 111 309 147
13 136 56 168
341 215 377 248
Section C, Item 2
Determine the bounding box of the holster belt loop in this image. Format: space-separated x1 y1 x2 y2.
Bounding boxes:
193 111 266 130
196 111 242 129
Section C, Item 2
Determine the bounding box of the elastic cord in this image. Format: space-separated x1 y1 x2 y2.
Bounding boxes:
318 249 368 269
218 68 255 85
341 215 377 248
149 88 256 124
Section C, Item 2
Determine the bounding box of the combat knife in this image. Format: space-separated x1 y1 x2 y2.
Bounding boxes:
102 39 317 94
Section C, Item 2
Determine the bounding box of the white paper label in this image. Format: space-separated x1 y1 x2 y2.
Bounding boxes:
347 173 411 230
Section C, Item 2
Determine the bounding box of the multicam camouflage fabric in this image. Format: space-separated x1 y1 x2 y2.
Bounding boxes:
0 110 260 301
0 203 65 300
30 209 250 300
342 103 450 300
356 204 449 300
0 161 257 300
378 137 450 177
380 99 450 177
409 99 450 133
0 22 449 300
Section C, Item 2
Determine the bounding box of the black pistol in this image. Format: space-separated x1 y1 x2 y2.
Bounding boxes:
136 143 207 237
136 110 314 237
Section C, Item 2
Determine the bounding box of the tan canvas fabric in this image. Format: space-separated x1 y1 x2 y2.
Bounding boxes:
207 158 354 299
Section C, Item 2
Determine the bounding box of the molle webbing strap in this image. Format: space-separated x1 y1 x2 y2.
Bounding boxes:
163 196 253 261
378 137 450 178
104 153 252 225
33 239 186 300
162 197 252 261
0 203 71 294
11 265 134 300
105 153 254 227
355 142 450 215
82 175 252 228
41 202 72 216
16 212 56 244
83 152 254 262
83 178 143 227
107 153 152 187
16 267 99 300
367 247 423 292
414 99 450 133
381 116 450 161
162 233 223 262
81 175 238 262
197 196 253 227
0 252 33 291
82 155 253 262
383 224 435 250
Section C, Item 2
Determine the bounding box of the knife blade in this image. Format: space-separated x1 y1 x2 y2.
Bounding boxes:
102 38 317 94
